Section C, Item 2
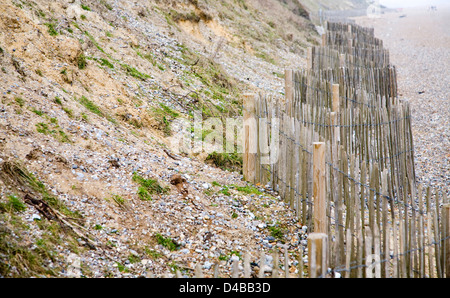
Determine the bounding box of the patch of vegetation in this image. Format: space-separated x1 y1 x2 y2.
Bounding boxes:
166 7 213 24
273 71 284 78
81 112 88 122
77 52 87 69
255 51 276 65
99 0 113 10
35 8 46 18
205 151 242 173
144 246 163 259
235 185 262 195
0 218 68 277
115 262 128 273
169 43 243 119
84 31 105 53
127 253 140 264
14 97 25 107
136 186 151 201
31 108 44 116
154 233 179 251
111 194 125 207
81 4 91 11
132 172 168 200
218 250 241 261
36 118 71 143
35 122 51 135
62 107 74 118
56 130 71 143
268 223 286 243
44 22 58 36
167 261 180 273
54 96 63 105
99 58 114 69
234 0 248 10
120 63 151 80
219 185 231 196
150 103 179 136
0 162 82 220
135 48 159 68
78 95 102 116
77 95 116 124
159 103 179 118
0 194 26 213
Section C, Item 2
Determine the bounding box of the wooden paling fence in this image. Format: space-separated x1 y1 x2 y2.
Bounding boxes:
169 248 307 278
242 22 450 278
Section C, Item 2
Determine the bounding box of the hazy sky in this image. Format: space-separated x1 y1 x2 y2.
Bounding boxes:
379 0 449 8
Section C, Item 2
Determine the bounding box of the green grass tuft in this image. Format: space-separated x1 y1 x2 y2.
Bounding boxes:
132 172 168 200
44 23 58 36
78 96 103 117
205 152 242 173
155 233 179 251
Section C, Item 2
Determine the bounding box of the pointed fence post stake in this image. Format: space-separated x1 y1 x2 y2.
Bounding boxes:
243 93 257 184
308 233 328 278
444 204 450 278
313 142 327 233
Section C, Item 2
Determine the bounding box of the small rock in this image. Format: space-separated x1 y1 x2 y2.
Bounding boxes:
203 261 213 270
265 236 276 242
31 214 41 221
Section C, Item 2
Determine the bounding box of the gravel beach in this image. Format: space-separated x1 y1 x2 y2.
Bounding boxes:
354 6 449 195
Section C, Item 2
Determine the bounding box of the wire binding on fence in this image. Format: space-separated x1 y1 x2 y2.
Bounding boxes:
241 20 449 278
244 103 425 217
329 234 450 277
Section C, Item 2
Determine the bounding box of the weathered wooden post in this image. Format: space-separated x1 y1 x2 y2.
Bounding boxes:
339 53 346 68
272 249 279 278
331 84 340 147
259 251 265 278
332 84 339 114
308 233 328 278
307 47 313 69
444 204 450 278
321 33 327 47
232 258 239 278
285 69 295 207
313 142 326 234
194 263 204 278
244 253 251 278
283 244 289 278
243 93 257 184
285 69 294 104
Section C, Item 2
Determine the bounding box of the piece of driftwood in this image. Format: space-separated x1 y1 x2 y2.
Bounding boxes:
163 148 181 161
24 193 58 221
24 193 98 249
